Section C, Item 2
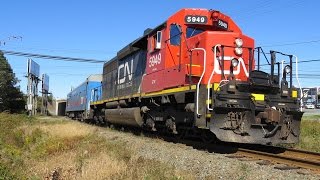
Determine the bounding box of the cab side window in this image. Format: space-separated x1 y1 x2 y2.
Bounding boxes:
170 24 181 46
149 36 155 51
148 31 162 52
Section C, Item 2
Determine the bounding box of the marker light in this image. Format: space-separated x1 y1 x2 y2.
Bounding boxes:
284 65 291 74
231 58 239 67
235 38 243 47
235 47 243 55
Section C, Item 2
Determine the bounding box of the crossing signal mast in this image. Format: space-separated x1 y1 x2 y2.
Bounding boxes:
26 59 40 116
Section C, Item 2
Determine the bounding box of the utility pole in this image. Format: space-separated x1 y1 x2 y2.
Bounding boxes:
26 59 40 116
41 90 44 115
41 90 48 115
27 72 31 116
41 74 49 115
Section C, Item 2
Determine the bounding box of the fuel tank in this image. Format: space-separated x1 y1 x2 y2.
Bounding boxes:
105 107 143 127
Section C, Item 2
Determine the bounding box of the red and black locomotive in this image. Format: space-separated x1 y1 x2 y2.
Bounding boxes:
90 8 303 145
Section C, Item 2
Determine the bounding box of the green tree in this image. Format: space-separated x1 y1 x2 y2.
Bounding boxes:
0 51 25 113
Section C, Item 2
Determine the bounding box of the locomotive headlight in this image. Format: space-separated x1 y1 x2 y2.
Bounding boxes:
284 65 291 74
234 47 243 55
231 58 239 67
235 38 243 47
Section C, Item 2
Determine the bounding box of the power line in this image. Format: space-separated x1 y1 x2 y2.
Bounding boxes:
299 59 320 63
2 48 320 70
236 0 304 21
4 45 117 55
231 0 314 48
0 50 106 63
231 0 273 16
260 39 320 48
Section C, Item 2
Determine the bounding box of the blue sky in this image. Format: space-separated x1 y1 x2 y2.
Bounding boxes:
1 0 319 98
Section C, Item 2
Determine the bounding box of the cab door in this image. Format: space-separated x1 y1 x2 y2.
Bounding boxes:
164 23 182 69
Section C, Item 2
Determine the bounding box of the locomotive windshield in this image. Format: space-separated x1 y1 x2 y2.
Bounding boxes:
186 27 204 38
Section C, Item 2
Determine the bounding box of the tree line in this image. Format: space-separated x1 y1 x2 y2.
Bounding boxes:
0 51 25 113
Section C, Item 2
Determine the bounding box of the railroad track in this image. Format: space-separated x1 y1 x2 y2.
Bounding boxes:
234 147 320 173
77 121 320 174
162 137 320 174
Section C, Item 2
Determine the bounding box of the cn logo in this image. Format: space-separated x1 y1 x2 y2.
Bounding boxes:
214 56 249 77
118 59 133 84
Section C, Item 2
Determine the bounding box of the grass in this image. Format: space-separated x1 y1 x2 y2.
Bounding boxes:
2 112 319 179
0 164 18 180
0 113 35 179
295 115 320 152
237 163 250 180
0 113 191 179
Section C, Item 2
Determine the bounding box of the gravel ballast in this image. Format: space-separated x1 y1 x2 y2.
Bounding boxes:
98 128 320 180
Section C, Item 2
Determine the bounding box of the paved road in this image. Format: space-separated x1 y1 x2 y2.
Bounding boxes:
302 108 320 116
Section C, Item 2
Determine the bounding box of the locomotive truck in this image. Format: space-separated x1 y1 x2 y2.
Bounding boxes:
86 8 303 145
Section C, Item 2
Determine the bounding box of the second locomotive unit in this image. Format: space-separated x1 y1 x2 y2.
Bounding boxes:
89 8 303 145
66 74 102 121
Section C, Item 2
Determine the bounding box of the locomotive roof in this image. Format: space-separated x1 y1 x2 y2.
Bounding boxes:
104 8 242 66
67 74 102 95
104 22 166 66
87 74 102 82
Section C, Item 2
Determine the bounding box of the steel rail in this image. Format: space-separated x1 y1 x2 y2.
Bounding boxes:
237 148 320 173
280 148 320 164
162 137 320 173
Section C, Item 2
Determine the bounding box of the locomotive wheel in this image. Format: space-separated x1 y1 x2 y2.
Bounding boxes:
98 116 105 126
201 130 216 144
174 127 186 140
93 116 99 125
80 113 84 122
165 118 178 135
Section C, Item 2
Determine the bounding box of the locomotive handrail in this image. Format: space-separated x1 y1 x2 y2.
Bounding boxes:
220 45 225 80
255 47 270 70
293 55 303 111
207 44 221 111
190 48 206 117
217 80 230 89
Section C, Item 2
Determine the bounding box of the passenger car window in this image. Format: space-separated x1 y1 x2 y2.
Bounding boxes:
170 24 181 46
186 27 204 38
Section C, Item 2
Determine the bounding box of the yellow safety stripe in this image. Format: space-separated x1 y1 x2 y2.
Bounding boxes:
92 82 224 106
206 99 212 105
251 93 265 101
292 90 298 98
206 83 220 91
186 64 201 67
91 85 197 105
142 85 196 97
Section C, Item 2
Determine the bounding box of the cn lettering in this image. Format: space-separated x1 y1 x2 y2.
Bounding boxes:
214 57 249 77
118 59 133 84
